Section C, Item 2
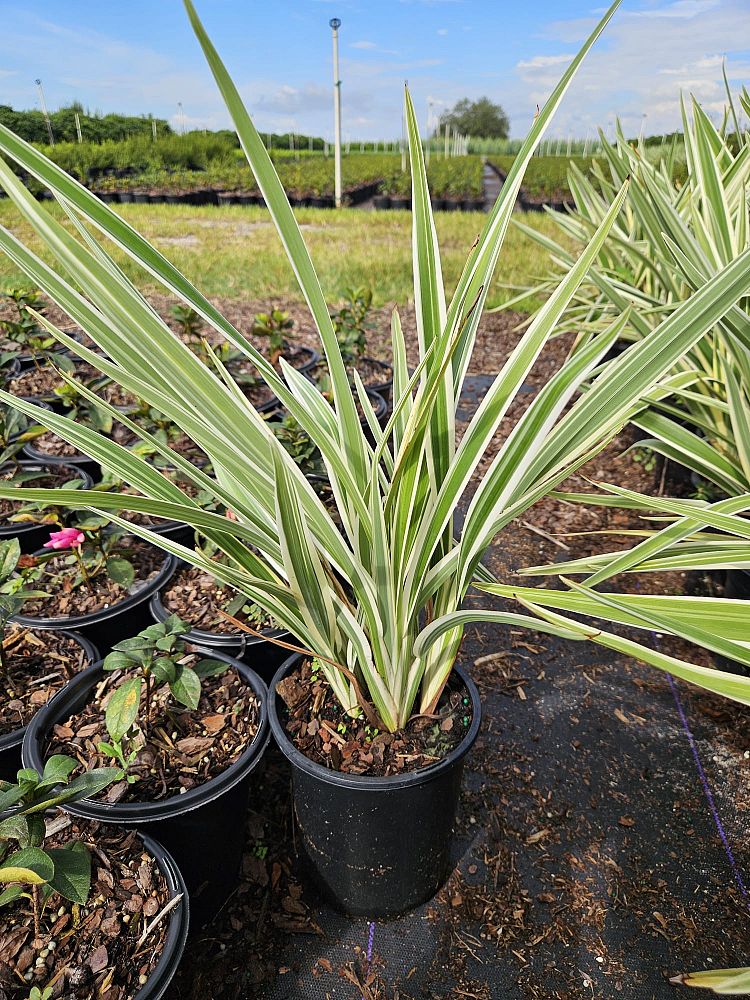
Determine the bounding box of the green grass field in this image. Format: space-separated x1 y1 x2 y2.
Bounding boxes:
0 201 561 312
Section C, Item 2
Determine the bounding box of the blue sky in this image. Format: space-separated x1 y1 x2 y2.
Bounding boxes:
0 1 748 140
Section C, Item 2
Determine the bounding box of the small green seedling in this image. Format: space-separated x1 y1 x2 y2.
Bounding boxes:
0 404 46 466
0 288 45 347
170 304 204 344
102 615 228 742
251 308 295 364
331 286 373 366
28 987 53 1000
0 756 117 935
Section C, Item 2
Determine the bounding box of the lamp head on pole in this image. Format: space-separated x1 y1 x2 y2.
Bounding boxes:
329 17 341 29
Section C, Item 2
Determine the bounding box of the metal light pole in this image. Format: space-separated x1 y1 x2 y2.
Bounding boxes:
329 18 342 209
35 79 54 146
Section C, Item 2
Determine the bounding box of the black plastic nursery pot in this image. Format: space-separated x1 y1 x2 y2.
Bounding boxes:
148 558 293 685
23 439 101 480
123 831 190 1000
0 460 94 553
268 654 482 918
725 568 750 599
0 628 100 783
13 552 177 655
23 649 270 929
362 357 394 403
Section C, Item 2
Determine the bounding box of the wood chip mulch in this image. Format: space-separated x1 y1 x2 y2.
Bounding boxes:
277 659 473 776
0 627 94 737
21 540 165 619
46 657 260 803
160 563 274 635
0 820 172 1000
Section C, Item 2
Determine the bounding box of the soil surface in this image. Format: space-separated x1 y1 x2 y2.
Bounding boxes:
21 540 165 619
0 819 172 1000
46 657 260 803
278 660 472 776
0 627 93 736
8 358 100 399
160 563 275 635
0 466 86 522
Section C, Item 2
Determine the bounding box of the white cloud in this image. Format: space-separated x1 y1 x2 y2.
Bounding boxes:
351 40 377 50
516 54 574 70
512 1 750 138
437 28 449 36
629 0 720 17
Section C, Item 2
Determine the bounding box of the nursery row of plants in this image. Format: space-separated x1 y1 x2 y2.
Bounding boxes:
373 153 486 210
28 131 327 182
43 153 404 208
0 0 748 996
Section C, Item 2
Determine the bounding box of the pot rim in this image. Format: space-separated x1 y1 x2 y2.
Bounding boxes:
22 647 270 822
133 830 190 1000
149 556 292 649
268 653 481 791
0 628 100 756
13 552 177 630
0 460 94 538
22 441 96 467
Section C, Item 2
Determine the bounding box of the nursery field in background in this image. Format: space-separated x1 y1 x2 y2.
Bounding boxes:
0 201 560 309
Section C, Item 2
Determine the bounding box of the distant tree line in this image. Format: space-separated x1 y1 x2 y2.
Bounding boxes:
0 102 173 143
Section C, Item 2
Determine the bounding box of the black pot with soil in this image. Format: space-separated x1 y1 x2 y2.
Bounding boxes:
23 649 270 928
0 819 190 1000
0 626 99 781
23 436 101 479
268 654 481 917
149 558 292 684
0 460 94 552
13 547 176 654
360 357 393 403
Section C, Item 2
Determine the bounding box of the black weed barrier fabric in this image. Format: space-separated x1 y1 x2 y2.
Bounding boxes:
251 620 750 1000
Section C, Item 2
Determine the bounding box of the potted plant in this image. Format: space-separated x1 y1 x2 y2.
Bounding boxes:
0 537 99 779
329 286 393 401
0 758 189 998
11 522 174 653
0 0 749 917
0 457 92 554
22 615 269 926
249 307 318 372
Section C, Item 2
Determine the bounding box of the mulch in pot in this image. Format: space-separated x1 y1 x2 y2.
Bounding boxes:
46 657 260 803
8 359 101 399
20 539 164 619
0 820 171 1000
0 467 84 524
0 626 92 737
277 658 473 777
161 563 275 635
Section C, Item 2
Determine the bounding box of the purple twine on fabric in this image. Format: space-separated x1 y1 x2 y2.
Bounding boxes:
667 672 750 910
361 921 376 1000
640 615 750 909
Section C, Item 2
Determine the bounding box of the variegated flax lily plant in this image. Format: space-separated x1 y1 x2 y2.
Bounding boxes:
0 0 749 735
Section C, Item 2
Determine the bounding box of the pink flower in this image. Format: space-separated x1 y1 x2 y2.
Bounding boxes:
44 528 85 550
